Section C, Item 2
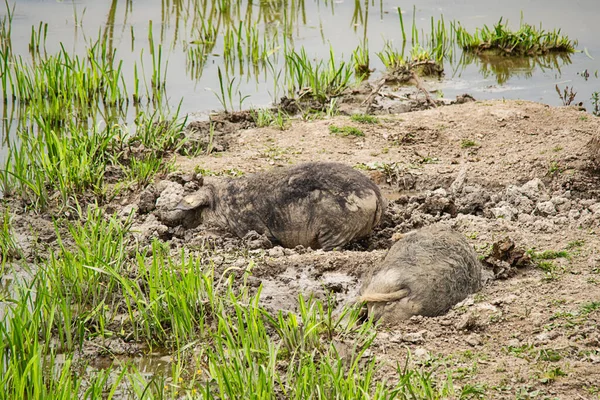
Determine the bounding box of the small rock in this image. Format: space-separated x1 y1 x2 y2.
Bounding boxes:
268 247 285 258
465 334 482 347
589 203 600 215
532 219 555 232
243 231 273 250
520 178 546 200
413 347 431 360
506 338 521 347
537 201 557 216
403 331 426 344
490 203 518 221
518 213 534 224
456 312 478 331
491 294 518 306
138 187 158 214
568 209 581 220
389 334 403 344
535 330 559 344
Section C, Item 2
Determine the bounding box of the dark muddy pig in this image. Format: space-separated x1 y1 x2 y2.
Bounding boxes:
359 226 482 325
175 162 386 250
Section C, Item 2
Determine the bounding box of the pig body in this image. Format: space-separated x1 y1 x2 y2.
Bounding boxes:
176 162 386 250
360 226 482 324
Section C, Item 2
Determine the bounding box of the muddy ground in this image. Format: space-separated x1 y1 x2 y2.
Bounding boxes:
5 98 600 398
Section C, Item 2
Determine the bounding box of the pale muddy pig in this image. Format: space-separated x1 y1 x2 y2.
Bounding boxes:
359 226 482 325
175 162 386 250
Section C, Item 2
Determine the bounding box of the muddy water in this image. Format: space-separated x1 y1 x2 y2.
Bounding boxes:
1 0 599 128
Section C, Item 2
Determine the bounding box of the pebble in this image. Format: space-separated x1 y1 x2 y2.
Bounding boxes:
268 247 285 258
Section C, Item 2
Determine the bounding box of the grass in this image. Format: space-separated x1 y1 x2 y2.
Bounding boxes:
461 139 478 148
285 47 354 104
0 207 20 261
0 205 471 397
250 107 290 130
351 113 379 124
329 125 365 137
456 18 577 56
352 41 371 79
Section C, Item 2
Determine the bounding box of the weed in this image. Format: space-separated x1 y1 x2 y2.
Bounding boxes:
376 41 406 69
209 66 250 113
529 249 570 260
556 84 577 106
456 18 576 56
592 91 600 117
538 349 562 362
329 125 364 137
539 366 567 384
285 47 354 104
580 301 600 315
251 108 290 130
350 113 379 124
0 207 20 261
352 41 371 79
461 139 478 148
548 161 562 174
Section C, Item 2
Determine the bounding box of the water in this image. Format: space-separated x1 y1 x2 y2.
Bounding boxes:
0 0 599 152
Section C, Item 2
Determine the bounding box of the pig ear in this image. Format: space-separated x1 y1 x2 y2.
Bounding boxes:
175 191 209 211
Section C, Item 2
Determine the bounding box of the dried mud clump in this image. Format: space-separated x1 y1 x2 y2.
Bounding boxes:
184 111 256 154
482 237 532 279
155 162 387 250
359 225 482 325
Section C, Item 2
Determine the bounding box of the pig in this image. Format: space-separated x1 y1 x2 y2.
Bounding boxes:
359 226 482 325
174 162 386 250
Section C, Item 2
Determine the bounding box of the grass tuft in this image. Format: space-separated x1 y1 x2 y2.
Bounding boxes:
329 125 365 137
456 18 577 56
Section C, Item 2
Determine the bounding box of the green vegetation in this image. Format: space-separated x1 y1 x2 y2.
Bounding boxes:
461 139 478 148
329 125 365 137
0 204 476 398
352 41 371 79
456 18 576 56
251 108 290 130
528 249 570 260
285 47 354 104
351 113 379 124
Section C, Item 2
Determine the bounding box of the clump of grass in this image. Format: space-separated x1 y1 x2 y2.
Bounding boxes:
250 108 290 130
329 125 364 137
352 41 371 80
351 113 379 124
456 18 577 56
0 207 20 261
285 47 354 104
529 249 570 260
376 41 406 70
539 366 567 384
580 301 600 315
461 139 478 148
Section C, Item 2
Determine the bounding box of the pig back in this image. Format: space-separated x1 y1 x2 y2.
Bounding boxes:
362 227 482 317
216 162 385 249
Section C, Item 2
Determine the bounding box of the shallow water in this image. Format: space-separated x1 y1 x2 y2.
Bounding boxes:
2 0 599 123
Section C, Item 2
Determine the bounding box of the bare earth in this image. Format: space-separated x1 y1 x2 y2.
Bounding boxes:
175 99 600 399
7 99 600 398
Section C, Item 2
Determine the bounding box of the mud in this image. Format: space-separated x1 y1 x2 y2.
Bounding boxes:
4 98 600 398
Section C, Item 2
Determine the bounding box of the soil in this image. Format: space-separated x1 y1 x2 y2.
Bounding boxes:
4 98 600 398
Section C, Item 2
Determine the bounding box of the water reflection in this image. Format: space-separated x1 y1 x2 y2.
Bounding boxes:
455 52 573 85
